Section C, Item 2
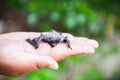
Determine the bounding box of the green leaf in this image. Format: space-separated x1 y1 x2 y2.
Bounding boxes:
50 11 60 22
89 19 104 34
76 14 87 25
66 16 76 29
75 67 105 80
27 13 38 26
8 77 17 80
65 11 77 29
40 22 51 31
25 69 58 80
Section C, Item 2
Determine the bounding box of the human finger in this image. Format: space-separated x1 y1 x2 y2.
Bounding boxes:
73 37 99 48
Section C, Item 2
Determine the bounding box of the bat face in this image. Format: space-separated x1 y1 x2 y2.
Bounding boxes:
26 29 72 49
45 30 62 47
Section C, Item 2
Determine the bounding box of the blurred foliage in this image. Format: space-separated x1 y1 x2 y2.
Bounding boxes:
25 69 58 80
75 67 105 80
6 0 120 80
8 0 105 37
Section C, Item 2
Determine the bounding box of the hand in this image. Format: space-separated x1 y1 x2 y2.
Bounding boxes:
0 32 98 77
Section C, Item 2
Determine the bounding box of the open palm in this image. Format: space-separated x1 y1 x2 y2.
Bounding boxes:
0 32 98 76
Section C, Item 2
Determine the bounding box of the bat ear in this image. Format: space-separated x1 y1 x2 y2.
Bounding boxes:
50 29 57 32
60 32 62 35
40 33 45 38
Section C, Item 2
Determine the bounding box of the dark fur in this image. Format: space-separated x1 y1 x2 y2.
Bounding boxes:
26 30 72 49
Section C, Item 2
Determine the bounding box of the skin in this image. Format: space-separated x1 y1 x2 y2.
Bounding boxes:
0 32 99 77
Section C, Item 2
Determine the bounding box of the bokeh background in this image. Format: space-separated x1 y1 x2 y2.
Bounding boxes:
0 0 120 80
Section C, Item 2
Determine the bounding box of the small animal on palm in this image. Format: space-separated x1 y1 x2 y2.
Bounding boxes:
26 30 72 49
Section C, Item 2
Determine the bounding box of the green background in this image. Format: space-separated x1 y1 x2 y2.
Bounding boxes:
0 0 120 80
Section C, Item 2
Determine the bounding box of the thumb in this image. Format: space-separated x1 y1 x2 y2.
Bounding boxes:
0 52 58 77
15 53 59 70
9 52 59 70
35 55 58 70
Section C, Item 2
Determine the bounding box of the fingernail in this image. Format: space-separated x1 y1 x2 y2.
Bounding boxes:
48 63 58 70
84 46 95 53
89 40 99 48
